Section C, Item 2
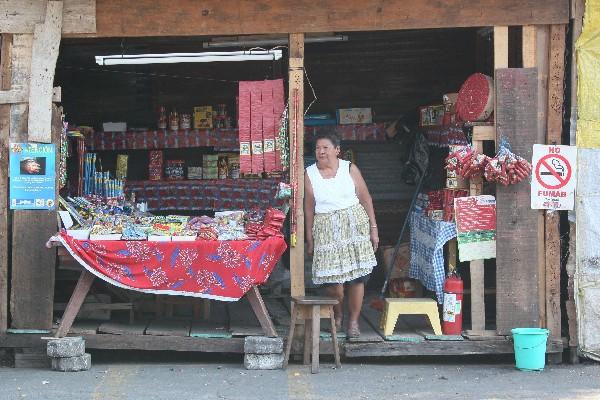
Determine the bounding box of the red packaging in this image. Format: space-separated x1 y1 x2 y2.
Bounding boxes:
250 81 264 174
148 150 163 180
238 82 252 174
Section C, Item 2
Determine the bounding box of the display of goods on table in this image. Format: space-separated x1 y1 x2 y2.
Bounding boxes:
62 196 287 244
58 194 288 300
454 195 497 262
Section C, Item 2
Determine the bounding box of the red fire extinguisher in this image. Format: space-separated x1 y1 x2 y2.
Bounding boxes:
442 274 464 335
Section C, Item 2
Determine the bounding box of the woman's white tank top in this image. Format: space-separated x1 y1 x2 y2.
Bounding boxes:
306 159 360 214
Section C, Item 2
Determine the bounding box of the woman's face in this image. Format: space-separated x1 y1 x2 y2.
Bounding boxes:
315 138 340 162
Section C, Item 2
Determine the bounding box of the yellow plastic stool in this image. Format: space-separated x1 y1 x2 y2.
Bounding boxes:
380 298 442 336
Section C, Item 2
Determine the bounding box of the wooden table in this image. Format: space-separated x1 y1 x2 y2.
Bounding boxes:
48 239 277 338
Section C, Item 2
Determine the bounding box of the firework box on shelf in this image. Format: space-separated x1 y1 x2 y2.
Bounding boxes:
194 106 213 129
203 167 218 180
116 154 128 180
165 160 185 180
418 104 445 127
443 93 459 113
187 166 203 180
336 108 373 125
102 122 127 132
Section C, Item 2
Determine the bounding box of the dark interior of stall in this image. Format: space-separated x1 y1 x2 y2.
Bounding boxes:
52 27 509 339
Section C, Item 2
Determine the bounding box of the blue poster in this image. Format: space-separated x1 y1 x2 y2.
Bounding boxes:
9 143 56 210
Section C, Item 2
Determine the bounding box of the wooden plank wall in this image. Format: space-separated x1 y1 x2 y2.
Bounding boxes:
495 68 540 335
78 0 569 38
0 34 12 333
8 34 58 330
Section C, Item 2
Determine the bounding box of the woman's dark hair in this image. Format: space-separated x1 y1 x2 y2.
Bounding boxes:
314 132 341 148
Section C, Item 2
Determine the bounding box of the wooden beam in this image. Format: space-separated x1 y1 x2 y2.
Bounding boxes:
54 270 95 338
536 26 551 329
245 286 277 337
469 137 485 333
0 33 12 334
344 337 564 358
494 26 509 69
289 33 305 298
0 0 95 35
547 25 566 145
28 1 63 143
545 24 566 340
69 0 569 38
495 68 540 335
0 87 61 104
522 26 537 68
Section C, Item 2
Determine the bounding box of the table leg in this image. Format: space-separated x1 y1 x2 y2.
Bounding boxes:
246 286 277 337
54 270 95 338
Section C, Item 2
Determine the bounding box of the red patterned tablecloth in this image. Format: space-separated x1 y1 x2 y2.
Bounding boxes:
86 129 239 151
125 179 283 211
59 233 287 301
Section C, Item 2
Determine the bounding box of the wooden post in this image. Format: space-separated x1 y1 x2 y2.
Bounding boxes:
465 26 508 335
288 33 305 298
536 26 550 330
545 24 566 341
9 33 59 330
0 33 12 334
27 0 63 143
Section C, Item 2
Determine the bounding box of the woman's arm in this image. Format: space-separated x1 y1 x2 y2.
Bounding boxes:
304 171 316 256
350 164 379 251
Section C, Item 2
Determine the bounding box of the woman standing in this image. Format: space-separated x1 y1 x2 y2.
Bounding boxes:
305 132 378 338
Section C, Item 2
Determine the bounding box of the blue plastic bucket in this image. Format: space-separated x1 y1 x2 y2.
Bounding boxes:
511 328 549 371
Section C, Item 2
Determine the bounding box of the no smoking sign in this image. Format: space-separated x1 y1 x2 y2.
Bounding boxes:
531 144 577 210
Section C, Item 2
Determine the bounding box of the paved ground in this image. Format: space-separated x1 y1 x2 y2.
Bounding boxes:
1 351 600 400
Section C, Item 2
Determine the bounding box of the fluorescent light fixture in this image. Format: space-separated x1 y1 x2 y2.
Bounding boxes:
95 50 282 66
203 35 348 48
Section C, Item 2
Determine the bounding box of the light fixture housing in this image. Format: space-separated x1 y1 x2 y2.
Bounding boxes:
203 35 348 48
95 50 282 66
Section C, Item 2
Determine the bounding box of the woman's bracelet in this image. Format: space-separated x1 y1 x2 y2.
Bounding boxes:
370 225 378 229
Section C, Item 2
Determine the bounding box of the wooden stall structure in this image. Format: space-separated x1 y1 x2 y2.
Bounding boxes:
0 0 572 361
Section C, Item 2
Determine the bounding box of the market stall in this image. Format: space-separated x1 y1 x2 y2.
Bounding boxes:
0 0 573 365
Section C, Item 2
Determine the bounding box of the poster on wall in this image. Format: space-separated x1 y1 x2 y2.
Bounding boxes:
9 143 56 210
531 144 577 210
454 195 496 262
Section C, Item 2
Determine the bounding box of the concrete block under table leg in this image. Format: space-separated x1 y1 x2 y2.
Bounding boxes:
244 353 284 370
51 353 91 372
244 336 284 354
47 337 85 358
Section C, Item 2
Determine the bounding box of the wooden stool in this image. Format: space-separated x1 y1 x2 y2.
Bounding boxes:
283 296 342 373
380 298 443 337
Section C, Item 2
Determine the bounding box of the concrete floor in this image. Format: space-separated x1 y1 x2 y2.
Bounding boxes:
1 351 600 400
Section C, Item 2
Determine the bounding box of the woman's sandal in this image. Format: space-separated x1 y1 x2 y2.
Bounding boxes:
347 321 360 339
